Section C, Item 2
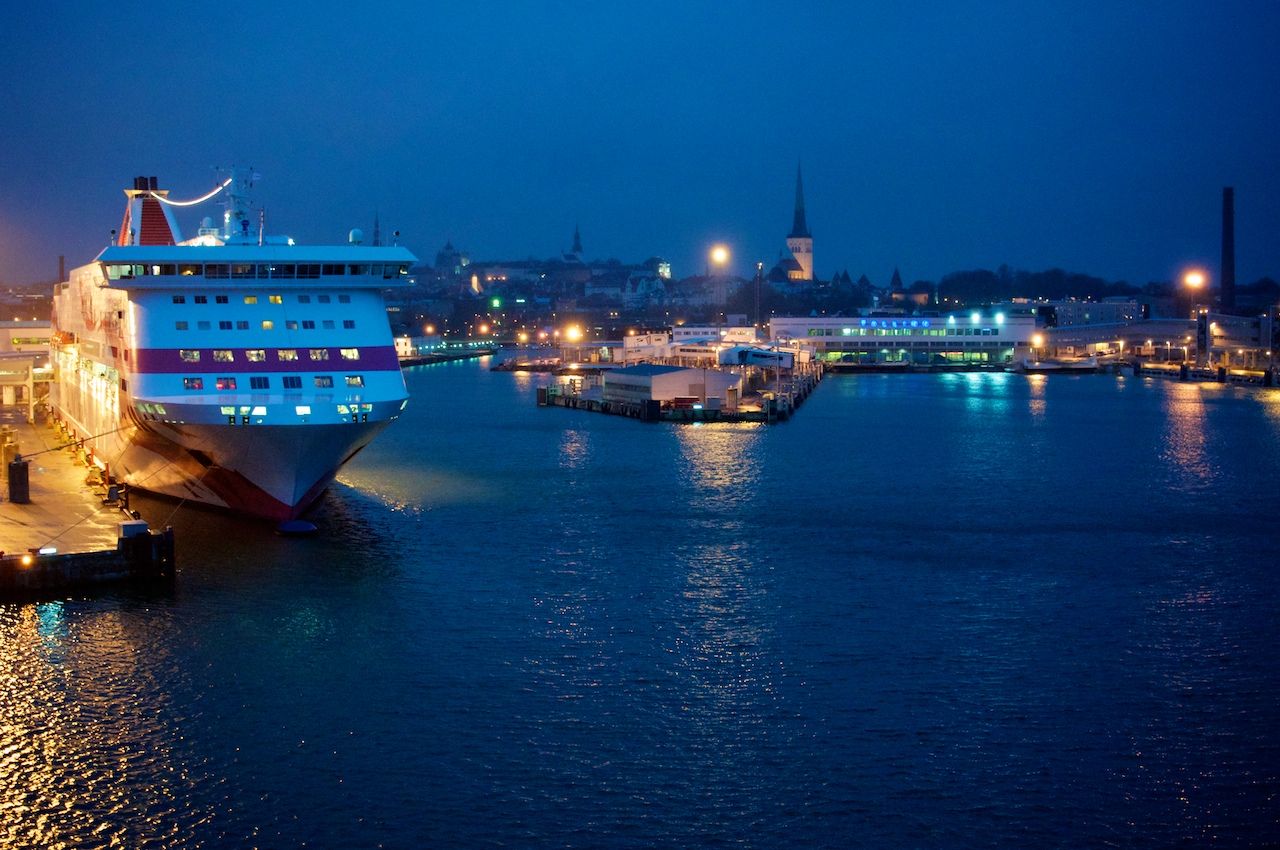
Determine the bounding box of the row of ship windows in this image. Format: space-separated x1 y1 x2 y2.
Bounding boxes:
182 375 365 390
175 320 356 330
107 263 409 280
179 348 360 363
171 294 351 305
805 328 1002 337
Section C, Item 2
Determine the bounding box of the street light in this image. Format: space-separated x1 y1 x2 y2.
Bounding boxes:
710 245 729 269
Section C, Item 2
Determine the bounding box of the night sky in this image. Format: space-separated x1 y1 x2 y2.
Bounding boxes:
3 1 1278 289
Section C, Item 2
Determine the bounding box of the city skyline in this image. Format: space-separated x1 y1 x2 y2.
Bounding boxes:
2 2 1279 289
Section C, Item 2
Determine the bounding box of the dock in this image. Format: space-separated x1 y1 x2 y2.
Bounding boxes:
399 348 496 367
0 406 174 599
537 367 823 424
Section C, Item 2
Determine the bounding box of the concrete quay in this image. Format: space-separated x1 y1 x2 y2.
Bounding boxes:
0 405 173 599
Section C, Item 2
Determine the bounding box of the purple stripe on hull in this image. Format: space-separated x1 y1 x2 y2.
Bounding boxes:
135 345 400 373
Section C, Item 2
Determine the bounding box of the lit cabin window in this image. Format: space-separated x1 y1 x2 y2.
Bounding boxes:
183 377 203 390
180 350 200 362
295 405 311 415
179 264 201 276
269 295 282 304
213 350 234 362
286 320 298 330
261 320 274 330
310 349 329 361
277 349 298 361
216 377 236 390
345 375 364 387
340 348 359 360
246 349 266 362
314 376 334 388
244 295 258 304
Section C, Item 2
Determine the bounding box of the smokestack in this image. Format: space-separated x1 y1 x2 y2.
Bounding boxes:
1221 187 1235 312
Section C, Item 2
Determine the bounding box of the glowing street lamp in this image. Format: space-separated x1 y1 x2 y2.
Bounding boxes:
710 245 730 271
1184 270 1206 289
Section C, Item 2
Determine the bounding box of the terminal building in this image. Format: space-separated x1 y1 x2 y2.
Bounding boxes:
768 312 1036 366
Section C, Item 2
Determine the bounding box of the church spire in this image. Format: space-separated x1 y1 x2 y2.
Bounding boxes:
789 162 810 239
571 223 584 255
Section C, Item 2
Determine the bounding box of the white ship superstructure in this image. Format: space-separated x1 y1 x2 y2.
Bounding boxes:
50 170 415 520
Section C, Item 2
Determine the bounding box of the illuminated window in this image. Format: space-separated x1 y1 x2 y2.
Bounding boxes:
269 295 282 304
286 320 298 330
179 264 201 276
314 375 334 388
216 377 236 390
233 265 256 279
340 348 359 360
213 350 234 362
261 320 274 330
250 376 269 389
282 375 302 389
277 349 298 361
345 375 364 387
183 377 203 390
180 350 200 362
246 349 266 362
244 295 258 304
343 320 355 329
310 348 329 361
175 321 189 330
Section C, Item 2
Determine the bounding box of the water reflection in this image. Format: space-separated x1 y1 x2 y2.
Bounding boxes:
1157 383 1218 491
0 602 200 848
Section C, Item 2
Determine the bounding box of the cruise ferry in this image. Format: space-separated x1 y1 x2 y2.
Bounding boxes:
50 170 415 520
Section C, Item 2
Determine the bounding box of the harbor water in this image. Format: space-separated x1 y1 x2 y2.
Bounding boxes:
2 357 1278 847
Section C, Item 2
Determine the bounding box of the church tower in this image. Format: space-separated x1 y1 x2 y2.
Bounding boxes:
786 163 814 281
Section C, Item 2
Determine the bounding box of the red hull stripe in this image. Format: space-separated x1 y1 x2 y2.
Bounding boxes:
134 345 400 373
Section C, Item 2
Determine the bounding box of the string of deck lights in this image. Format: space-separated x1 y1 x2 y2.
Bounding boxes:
149 178 232 206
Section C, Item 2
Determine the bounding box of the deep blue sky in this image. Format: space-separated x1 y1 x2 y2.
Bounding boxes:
3 1 1279 289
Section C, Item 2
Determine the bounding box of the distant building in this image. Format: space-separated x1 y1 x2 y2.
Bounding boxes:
769 311 1036 367
785 163 813 281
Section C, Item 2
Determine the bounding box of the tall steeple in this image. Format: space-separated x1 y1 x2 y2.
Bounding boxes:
571 223 584 255
785 161 814 280
789 162 811 239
